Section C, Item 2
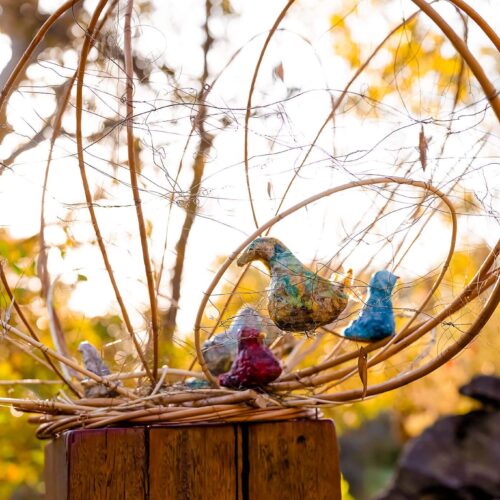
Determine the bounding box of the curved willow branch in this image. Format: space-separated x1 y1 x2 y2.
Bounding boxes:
274 247 499 389
446 0 500 53
244 0 296 228
75 0 154 382
201 12 423 360
282 274 499 392
0 0 82 113
411 0 500 122
124 0 160 380
308 274 500 403
0 265 81 397
193 177 457 385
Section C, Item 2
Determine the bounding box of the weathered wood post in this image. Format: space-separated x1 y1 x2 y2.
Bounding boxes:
44 420 341 499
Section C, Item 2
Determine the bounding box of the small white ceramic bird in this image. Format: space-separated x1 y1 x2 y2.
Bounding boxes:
202 306 281 375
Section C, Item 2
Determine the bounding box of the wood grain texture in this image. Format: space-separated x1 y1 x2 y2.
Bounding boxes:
44 420 341 499
67 427 147 500
44 434 69 500
246 420 341 500
235 425 244 500
149 425 237 500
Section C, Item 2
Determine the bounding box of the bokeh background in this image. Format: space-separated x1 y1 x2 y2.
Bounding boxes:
0 0 499 498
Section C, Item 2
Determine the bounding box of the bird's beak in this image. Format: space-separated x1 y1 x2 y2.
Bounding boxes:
236 252 248 267
258 331 267 340
236 246 254 267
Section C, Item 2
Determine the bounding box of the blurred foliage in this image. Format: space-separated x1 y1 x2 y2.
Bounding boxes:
0 1 498 499
5 228 498 497
327 245 500 436
330 0 471 113
339 412 400 499
341 473 355 500
0 228 197 498
202 246 499 498
0 229 115 498
218 245 500 440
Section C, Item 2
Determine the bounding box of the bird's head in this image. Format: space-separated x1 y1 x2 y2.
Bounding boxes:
78 341 99 360
236 237 286 267
229 306 262 333
369 270 399 295
238 327 266 345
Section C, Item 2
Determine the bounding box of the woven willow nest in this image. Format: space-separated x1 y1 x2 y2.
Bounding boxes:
0 1 499 439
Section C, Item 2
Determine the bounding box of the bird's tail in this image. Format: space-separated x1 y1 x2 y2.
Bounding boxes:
340 268 353 294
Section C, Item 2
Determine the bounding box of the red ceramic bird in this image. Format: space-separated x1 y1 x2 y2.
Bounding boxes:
219 327 282 389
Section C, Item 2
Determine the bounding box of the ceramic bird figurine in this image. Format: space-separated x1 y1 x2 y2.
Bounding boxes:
78 341 117 398
219 327 282 389
343 270 398 341
202 305 281 375
184 377 212 390
236 237 348 332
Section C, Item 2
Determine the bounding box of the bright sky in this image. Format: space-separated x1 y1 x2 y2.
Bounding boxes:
0 0 498 339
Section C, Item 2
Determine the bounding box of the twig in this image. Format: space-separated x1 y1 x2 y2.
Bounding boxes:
46 278 72 380
446 0 500 52
193 176 457 385
0 319 137 400
0 0 82 113
274 10 422 217
163 0 215 341
411 0 500 122
123 0 160 380
0 336 59 373
150 365 169 396
74 0 153 383
0 264 81 396
0 379 63 386
244 0 296 228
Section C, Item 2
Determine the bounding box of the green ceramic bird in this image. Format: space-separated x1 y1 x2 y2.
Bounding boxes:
237 237 348 332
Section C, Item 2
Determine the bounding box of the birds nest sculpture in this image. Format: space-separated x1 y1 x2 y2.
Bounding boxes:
0 0 499 440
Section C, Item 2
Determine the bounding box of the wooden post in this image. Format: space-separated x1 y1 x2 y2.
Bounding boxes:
45 420 341 500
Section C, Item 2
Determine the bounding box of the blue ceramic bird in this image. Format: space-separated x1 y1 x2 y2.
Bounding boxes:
184 377 212 389
202 306 281 376
343 270 398 341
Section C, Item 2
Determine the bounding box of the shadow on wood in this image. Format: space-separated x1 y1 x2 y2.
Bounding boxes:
45 419 340 500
